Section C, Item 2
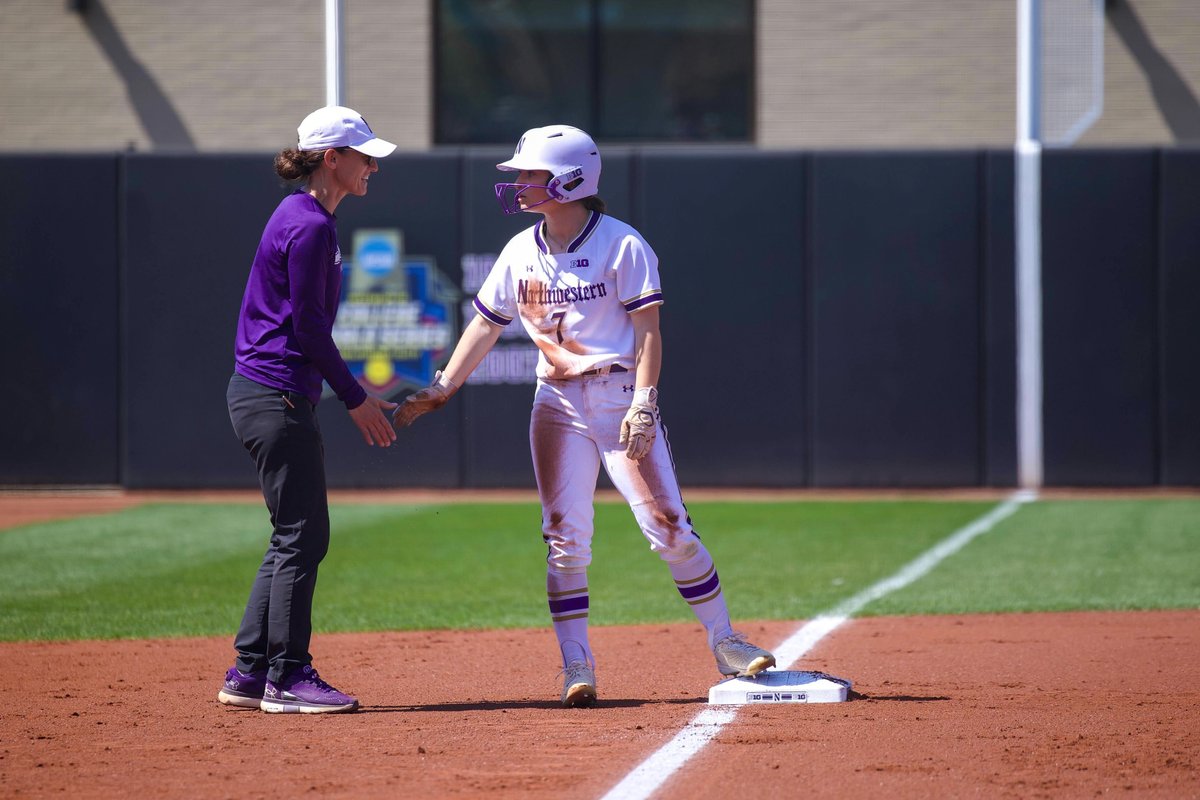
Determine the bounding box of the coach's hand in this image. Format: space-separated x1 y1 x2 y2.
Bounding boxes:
393 372 458 429
349 395 399 447
619 386 658 461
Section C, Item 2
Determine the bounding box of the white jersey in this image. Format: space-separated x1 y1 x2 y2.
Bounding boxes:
473 211 663 380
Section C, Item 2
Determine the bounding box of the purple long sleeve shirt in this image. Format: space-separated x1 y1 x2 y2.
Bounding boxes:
233 191 367 409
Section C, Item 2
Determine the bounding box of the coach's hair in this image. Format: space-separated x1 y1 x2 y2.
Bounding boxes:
274 147 327 182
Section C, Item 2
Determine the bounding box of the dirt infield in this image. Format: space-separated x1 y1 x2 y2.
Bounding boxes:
2 612 1197 799
2 490 1198 798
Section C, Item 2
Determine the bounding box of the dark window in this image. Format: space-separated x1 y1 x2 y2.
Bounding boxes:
436 0 753 144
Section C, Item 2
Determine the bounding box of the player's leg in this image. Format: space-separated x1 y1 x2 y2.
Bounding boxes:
588 376 732 642
224 375 355 712
255 403 330 686
600 422 735 647
222 374 280 706
594 378 775 677
531 379 600 706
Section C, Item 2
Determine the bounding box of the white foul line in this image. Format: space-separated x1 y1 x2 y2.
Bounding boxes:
599 490 1037 800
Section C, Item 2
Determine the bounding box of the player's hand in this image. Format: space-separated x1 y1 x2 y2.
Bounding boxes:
348 395 399 447
393 372 458 429
619 386 658 461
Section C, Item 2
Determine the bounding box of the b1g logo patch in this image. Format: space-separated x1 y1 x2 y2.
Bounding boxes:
569 258 589 269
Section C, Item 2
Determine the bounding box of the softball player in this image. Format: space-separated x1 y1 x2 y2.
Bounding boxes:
395 125 774 707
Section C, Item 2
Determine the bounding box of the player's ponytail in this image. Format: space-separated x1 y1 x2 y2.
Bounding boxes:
274 147 327 182
582 195 607 213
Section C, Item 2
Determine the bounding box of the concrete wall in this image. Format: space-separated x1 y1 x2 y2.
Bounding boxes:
3 0 1197 152
758 0 1200 147
0 0 429 152
758 0 1018 147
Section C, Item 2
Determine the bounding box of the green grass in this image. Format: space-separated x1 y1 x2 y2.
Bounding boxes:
0 497 1196 641
869 499 1200 615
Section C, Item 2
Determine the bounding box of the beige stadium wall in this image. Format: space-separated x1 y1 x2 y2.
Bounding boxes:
2 0 1197 152
758 0 1018 147
758 0 1200 148
1078 0 1200 146
0 0 430 152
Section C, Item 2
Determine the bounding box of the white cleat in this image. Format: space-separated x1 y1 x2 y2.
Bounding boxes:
713 633 776 677
561 661 597 708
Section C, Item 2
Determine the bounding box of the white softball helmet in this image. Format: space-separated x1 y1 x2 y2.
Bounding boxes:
494 125 601 214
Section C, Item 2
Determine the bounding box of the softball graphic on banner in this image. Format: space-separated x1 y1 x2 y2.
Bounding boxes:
329 228 458 399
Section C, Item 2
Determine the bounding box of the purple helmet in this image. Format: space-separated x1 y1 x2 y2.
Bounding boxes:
494 125 601 215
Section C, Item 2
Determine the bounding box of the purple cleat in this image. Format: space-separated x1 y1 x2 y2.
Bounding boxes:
217 667 268 709
260 665 359 714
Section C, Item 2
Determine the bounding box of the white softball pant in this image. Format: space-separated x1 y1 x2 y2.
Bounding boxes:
530 372 700 572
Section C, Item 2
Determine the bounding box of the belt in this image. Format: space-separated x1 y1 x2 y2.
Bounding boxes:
580 364 629 377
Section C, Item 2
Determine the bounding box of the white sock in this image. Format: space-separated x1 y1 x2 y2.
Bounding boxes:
547 569 594 668
668 542 734 649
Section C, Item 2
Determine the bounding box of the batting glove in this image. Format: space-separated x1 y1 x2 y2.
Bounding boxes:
619 386 658 461
393 371 458 429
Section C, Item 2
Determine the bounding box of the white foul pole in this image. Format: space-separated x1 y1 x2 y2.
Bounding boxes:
325 0 343 107
1016 0 1044 489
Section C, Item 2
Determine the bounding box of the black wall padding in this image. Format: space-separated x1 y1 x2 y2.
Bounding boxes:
122 155 289 488
1041 150 1158 485
1 156 121 484
4 148 1199 489
636 151 809 486
809 152 984 486
1159 148 1200 485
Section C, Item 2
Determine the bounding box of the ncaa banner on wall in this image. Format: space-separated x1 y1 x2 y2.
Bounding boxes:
327 229 459 400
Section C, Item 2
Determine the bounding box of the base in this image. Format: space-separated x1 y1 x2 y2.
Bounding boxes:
707 670 852 705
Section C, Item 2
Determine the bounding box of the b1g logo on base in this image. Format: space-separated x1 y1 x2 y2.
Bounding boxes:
569 258 589 269
328 228 459 399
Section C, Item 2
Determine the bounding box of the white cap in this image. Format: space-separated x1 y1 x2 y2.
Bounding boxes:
296 106 397 158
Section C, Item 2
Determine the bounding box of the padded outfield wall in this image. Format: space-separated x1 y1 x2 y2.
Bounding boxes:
2 149 1198 489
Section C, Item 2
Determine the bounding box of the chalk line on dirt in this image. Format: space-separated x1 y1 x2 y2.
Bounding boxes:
599 489 1037 800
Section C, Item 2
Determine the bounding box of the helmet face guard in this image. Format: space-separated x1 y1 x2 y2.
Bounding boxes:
493 181 559 215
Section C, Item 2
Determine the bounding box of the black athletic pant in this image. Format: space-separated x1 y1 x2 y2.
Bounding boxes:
226 372 330 684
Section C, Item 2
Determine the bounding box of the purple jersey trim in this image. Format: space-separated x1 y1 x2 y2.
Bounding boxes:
567 211 602 253
473 296 512 326
624 291 664 313
535 210 602 255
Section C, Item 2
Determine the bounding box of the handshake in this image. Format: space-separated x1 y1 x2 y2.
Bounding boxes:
391 371 459 429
